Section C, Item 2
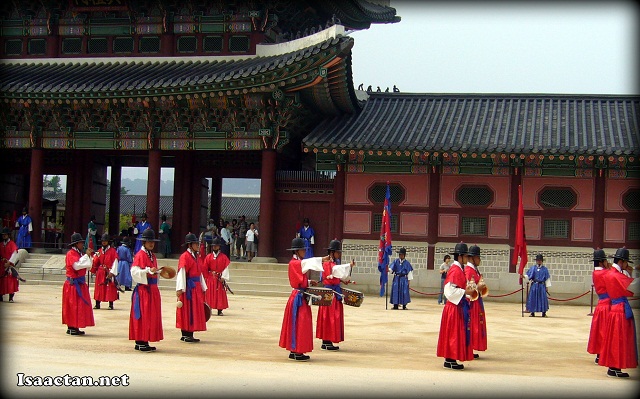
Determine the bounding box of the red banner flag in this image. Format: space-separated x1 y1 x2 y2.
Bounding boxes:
377 184 393 297
513 184 528 283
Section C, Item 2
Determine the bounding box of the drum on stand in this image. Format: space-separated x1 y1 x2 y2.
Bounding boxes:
342 288 364 307
306 287 334 306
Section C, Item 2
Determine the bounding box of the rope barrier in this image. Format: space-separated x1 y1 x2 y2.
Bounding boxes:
487 288 523 298
547 291 590 302
409 287 439 296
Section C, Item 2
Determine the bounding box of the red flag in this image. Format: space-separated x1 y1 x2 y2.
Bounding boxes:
377 184 393 296
513 184 528 283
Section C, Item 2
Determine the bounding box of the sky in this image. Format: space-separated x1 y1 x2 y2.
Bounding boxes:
55 1 638 191
350 0 637 95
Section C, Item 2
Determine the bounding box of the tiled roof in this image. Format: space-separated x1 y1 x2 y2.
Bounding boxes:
322 0 400 29
106 194 260 220
303 93 640 156
0 36 353 100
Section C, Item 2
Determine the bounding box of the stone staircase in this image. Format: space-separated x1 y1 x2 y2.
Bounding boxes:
15 252 67 285
16 252 291 297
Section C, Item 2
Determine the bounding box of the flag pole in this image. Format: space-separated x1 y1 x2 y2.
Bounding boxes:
385 272 389 310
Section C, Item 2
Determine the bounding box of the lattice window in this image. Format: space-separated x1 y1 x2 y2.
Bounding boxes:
5 39 23 55
229 35 249 52
88 37 108 54
539 188 576 209
139 36 160 53
369 184 404 204
457 186 493 207
543 219 569 239
113 37 133 53
623 189 640 211
28 38 46 55
177 36 197 53
629 221 640 241
461 217 487 236
203 35 223 52
373 214 399 234
62 38 82 54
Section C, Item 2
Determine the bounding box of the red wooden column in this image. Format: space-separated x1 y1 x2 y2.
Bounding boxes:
171 154 184 252
333 164 346 241
210 177 222 220
508 163 523 274
426 167 440 270
258 149 276 258
28 148 44 247
109 162 122 235
593 169 606 248
146 150 161 237
180 154 194 236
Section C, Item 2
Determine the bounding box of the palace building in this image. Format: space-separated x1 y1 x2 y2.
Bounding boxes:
1 0 638 295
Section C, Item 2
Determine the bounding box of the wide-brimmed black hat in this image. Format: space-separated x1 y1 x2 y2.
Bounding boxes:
611 247 633 263
303 218 310 223
210 237 222 246
122 236 131 247
68 232 84 246
141 213 148 219
591 249 607 262
137 229 159 242
184 233 199 245
449 242 468 256
100 233 111 242
398 247 407 255
535 254 544 261
327 239 342 252
287 237 306 251
467 245 481 257
1 227 10 235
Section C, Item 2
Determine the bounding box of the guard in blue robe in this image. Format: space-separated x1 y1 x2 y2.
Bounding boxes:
526 254 551 317
390 247 413 309
15 208 32 249
297 218 315 259
116 237 133 290
133 213 151 255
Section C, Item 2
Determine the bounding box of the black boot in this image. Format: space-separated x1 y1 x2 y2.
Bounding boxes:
94 300 101 309
392 304 399 310
9 293 14 302
108 301 114 310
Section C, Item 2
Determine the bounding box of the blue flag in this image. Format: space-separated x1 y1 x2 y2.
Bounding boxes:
377 185 393 297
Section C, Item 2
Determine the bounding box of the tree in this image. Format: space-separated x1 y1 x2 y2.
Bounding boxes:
43 175 62 193
121 187 130 194
106 179 129 195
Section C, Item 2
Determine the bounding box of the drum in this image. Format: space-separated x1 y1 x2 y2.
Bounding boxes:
204 303 212 322
306 287 334 306
342 288 364 307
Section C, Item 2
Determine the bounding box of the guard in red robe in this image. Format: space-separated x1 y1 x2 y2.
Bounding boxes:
587 249 611 364
129 229 163 352
176 233 207 342
598 247 638 378
437 242 475 370
316 239 354 351
202 237 230 316
279 237 325 361
90 233 120 310
464 245 487 357
62 232 95 335
1 227 22 302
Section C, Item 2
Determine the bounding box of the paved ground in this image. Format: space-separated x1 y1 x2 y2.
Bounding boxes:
1 284 638 399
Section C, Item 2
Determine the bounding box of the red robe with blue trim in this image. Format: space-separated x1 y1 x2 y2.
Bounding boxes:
62 248 95 328
91 246 119 302
128 249 163 342
176 250 207 332
279 256 314 353
437 262 474 361
315 260 345 343
587 267 610 355
201 251 230 310
598 267 637 370
464 264 487 352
